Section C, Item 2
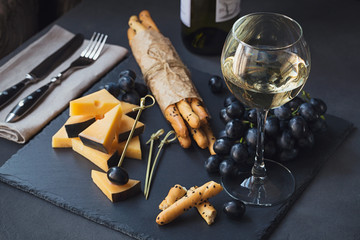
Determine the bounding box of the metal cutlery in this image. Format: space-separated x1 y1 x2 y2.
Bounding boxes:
0 33 84 109
5 32 108 123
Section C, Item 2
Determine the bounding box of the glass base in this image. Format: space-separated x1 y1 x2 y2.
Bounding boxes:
221 159 295 207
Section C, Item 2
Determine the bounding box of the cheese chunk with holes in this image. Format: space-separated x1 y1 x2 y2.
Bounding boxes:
72 136 142 171
91 170 141 202
52 125 74 148
69 89 120 117
117 114 145 142
65 115 96 138
79 104 122 153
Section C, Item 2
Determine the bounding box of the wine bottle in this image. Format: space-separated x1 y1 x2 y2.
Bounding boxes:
180 0 241 55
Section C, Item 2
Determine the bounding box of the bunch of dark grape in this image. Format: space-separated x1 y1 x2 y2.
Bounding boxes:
205 76 328 178
99 69 148 104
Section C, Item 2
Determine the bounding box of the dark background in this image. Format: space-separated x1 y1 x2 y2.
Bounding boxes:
0 0 359 239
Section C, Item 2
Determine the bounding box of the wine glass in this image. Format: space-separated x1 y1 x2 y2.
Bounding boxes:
220 12 311 206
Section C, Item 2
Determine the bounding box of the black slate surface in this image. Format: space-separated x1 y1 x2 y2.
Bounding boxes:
0 56 354 240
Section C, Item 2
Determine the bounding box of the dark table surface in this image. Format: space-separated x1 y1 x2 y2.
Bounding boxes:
1 0 359 239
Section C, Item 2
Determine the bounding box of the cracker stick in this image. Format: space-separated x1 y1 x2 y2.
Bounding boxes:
176 99 201 129
127 28 136 47
202 123 216 155
177 135 192 149
188 187 217 225
189 98 210 126
128 15 146 33
165 104 188 138
139 10 160 32
155 181 222 225
159 184 187 210
190 127 209 149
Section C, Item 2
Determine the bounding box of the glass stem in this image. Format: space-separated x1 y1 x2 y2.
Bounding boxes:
252 108 269 179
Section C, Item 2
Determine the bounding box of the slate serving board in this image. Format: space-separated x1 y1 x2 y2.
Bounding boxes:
0 56 354 240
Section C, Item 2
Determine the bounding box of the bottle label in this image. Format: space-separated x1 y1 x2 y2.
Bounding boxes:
180 0 191 27
216 0 241 23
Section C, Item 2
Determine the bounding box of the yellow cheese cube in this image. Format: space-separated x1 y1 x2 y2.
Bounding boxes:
117 114 145 142
91 170 141 202
52 125 74 148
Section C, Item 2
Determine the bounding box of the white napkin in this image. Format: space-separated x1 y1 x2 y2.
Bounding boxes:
0 25 128 143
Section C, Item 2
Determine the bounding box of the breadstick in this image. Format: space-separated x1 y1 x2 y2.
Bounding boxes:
176 99 201 129
202 124 216 155
165 104 188 138
177 135 191 149
127 28 136 47
128 15 146 33
155 181 222 225
189 98 210 126
188 187 217 225
190 127 209 149
139 10 160 32
159 184 187 210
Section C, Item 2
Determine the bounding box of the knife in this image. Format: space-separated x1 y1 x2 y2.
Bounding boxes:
0 33 84 110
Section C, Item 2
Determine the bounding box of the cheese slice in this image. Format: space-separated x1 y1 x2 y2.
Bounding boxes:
91 170 141 202
79 104 122 153
69 89 120 117
64 115 96 138
120 101 139 118
117 114 145 142
72 136 142 172
52 125 73 148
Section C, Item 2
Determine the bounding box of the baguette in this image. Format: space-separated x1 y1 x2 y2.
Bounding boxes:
189 98 210 126
164 104 188 138
176 99 201 129
155 181 222 225
139 10 160 32
190 127 208 149
159 184 187 210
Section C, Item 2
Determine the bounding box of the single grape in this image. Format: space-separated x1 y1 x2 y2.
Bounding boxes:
121 90 140 105
119 69 136 80
297 131 315 149
226 101 245 119
277 129 295 150
225 119 244 139
208 75 223 93
309 117 327 133
299 103 319 122
213 138 233 155
223 200 246 219
230 143 249 164
245 128 257 149
220 108 233 124
309 98 327 115
289 116 309 139
224 95 238 107
134 82 148 98
219 158 236 177
100 82 121 97
265 116 280 138
118 75 135 92
204 155 222 174
274 105 292 120
285 96 304 111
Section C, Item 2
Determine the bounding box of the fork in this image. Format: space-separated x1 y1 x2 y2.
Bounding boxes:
5 32 108 123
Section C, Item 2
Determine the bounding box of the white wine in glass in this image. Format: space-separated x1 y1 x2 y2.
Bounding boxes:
221 12 311 206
